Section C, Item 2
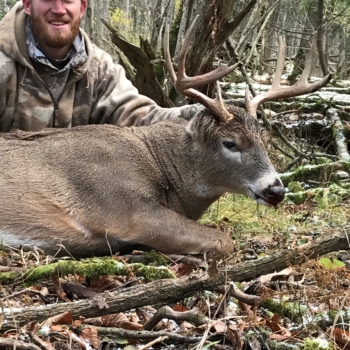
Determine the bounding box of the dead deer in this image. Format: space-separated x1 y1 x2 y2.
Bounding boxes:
0 24 331 258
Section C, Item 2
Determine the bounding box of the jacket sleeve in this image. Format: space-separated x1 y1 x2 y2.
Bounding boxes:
89 50 198 127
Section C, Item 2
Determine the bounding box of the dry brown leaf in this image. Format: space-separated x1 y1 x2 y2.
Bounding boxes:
50 325 63 332
84 313 143 330
227 326 243 350
211 320 227 334
170 263 193 277
179 321 196 332
269 333 292 341
89 276 120 291
52 276 66 301
266 319 292 340
271 314 281 323
327 328 350 349
130 312 139 324
22 320 39 333
259 267 297 284
266 319 284 333
81 327 100 349
43 311 73 328
102 313 129 326
172 304 189 312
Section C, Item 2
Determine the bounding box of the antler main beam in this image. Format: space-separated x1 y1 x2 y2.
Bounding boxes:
164 16 239 122
246 36 332 117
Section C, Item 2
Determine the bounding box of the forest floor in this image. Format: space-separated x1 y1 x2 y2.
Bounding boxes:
0 193 349 350
1 82 350 350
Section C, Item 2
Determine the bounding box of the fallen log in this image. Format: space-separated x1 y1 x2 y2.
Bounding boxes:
280 161 350 186
1 229 348 331
327 108 350 161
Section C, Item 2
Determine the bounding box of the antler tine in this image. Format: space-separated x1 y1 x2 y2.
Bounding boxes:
164 16 235 122
164 23 177 86
246 35 332 117
271 36 285 89
175 16 240 91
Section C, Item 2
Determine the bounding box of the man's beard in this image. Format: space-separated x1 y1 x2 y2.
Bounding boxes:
30 8 81 50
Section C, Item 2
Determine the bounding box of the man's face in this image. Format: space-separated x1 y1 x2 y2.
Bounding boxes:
23 0 87 53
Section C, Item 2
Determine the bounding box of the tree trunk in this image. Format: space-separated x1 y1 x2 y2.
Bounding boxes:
316 0 329 75
186 0 257 98
103 20 174 107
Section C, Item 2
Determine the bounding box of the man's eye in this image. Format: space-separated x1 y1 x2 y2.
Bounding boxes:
223 141 236 149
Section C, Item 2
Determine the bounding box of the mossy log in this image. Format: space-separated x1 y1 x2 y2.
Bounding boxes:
0 258 175 286
280 161 350 186
1 230 349 330
327 108 350 161
285 183 350 205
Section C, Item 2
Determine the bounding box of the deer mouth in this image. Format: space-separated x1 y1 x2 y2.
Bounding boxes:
254 193 274 206
248 186 285 208
247 189 275 207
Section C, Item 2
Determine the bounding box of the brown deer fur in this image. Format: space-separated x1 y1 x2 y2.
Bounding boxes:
0 104 283 257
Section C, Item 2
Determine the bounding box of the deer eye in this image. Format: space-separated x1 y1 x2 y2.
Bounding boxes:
223 141 236 149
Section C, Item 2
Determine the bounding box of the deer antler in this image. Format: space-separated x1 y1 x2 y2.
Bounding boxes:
164 16 240 122
246 36 332 117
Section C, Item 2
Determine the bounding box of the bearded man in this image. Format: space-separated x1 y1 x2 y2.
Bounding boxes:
0 0 195 132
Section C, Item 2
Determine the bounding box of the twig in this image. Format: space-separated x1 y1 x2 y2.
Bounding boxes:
230 282 261 306
144 305 207 331
138 336 169 350
1 288 48 303
77 325 204 344
0 338 41 350
29 333 55 350
272 140 294 159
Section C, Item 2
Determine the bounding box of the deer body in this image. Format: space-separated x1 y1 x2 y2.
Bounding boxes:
0 106 283 257
0 22 332 257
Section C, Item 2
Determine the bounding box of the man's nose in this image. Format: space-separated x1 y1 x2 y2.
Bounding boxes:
51 0 67 14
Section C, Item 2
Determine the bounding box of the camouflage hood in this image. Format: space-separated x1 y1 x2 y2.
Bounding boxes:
0 2 92 75
0 2 186 132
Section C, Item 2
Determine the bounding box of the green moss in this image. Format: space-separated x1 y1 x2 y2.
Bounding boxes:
329 309 350 323
341 161 350 172
262 299 306 322
135 266 176 282
267 340 302 350
294 191 308 205
0 259 175 286
0 271 18 285
303 338 334 350
144 251 169 266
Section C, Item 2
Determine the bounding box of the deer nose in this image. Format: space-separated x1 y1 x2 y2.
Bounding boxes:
267 183 285 206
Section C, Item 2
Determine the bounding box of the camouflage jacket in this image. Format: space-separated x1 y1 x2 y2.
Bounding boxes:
0 2 189 132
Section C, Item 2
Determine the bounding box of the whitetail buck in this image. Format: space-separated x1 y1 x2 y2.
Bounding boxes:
0 23 331 258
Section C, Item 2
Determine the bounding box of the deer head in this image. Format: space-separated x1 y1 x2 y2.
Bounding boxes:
164 18 331 208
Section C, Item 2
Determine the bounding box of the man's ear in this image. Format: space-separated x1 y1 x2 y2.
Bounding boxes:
22 0 31 16
80 0 87 18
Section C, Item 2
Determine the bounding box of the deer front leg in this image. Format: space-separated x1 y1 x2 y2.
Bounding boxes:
122 203 233 257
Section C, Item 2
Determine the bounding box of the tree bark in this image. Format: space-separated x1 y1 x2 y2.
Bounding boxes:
316 0 329 75
328 108 350 161
1 230 349 331
185 0 257 98
103 20 174 107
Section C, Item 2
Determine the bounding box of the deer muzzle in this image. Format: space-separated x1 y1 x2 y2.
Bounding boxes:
259 180 285 207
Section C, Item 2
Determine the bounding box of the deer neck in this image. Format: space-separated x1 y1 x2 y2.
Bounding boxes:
133 122 223 220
